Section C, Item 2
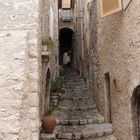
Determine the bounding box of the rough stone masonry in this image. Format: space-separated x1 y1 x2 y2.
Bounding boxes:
0 0 43 139
89 0 140 140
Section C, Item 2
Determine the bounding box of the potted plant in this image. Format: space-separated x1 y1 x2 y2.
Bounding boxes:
41 106 56 134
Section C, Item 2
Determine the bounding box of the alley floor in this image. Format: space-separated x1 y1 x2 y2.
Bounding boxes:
40 67 117 140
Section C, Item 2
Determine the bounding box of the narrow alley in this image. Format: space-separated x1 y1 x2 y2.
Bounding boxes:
0 0 140 140
41 67 116 140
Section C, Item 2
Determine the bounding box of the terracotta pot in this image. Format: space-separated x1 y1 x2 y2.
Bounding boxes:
41 115 56 134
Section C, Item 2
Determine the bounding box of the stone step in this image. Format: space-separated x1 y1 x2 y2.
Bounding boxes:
64 89 89 93
50 97 96 108
89 135 117 140
61 92 93 96
45 68 117 140
64 83 86 87
58 104 97 110
63 76 83 79
57 99 96 107
57 105 96 111
40 134 56 140
40 134 116 140
63 80 84 83
56 117 104 125
61 96 95 101
53 110 105 125
55 123 114 140
63 86 87 90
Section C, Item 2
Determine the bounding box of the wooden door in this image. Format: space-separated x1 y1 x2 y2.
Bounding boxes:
105 72 112 123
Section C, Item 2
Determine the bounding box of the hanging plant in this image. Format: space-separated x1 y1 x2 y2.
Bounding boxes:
42 37 56 48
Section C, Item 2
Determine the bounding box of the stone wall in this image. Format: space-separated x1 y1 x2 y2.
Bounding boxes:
40 0 59 119
73 0 91 81
42 0 59 80
82 0 92 84
0 0 43 139
73 0 84 74
89 0 140 140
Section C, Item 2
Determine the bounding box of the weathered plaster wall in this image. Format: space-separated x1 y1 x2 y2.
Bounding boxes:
89 0 140 140
73 0 84 74
43 0 59 80
82 0 92 84
40 0 59 122
0 0 43 139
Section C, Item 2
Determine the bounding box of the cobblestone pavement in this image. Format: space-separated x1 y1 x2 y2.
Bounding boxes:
40 67 117 140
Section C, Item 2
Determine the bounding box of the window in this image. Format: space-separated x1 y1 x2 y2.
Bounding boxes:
100 0 122 17
62 9 72 21
62 0 71 9
100 0 133 17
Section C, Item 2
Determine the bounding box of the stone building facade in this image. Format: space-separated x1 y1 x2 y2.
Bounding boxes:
1 0 140 140
88 0 140 140
0 0 59 139
41 0 59 116
72 0 92 87
73 0 140 140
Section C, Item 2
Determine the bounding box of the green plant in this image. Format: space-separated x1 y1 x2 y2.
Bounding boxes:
42 37 56 48
44 106 55 116
51 78 63 93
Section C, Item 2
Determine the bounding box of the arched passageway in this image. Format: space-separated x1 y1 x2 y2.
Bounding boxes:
131 85 140 140
59 27 74 66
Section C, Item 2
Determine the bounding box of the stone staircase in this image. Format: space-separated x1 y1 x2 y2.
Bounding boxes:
40 67 116 140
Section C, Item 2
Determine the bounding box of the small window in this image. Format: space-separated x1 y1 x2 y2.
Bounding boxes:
100 0 133 17
100 0 122 17
62 0 71 9
62 9 71 20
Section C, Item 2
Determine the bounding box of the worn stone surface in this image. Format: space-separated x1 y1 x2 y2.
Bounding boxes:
87 1 140 140
0 0 58 139
47 67 116 140
52 68 104 126
40 134 56 140
0 5 42 139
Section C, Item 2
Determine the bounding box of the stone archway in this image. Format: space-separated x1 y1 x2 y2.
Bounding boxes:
131 85 140 140
59 27 74 66
44 69 51 110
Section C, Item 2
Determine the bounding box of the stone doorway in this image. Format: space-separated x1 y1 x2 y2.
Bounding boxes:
59 27 74 66
44 69 51 109
104 72 112 123
131 85 140 140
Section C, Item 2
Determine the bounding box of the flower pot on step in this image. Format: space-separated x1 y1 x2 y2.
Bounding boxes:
41 115 56 134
